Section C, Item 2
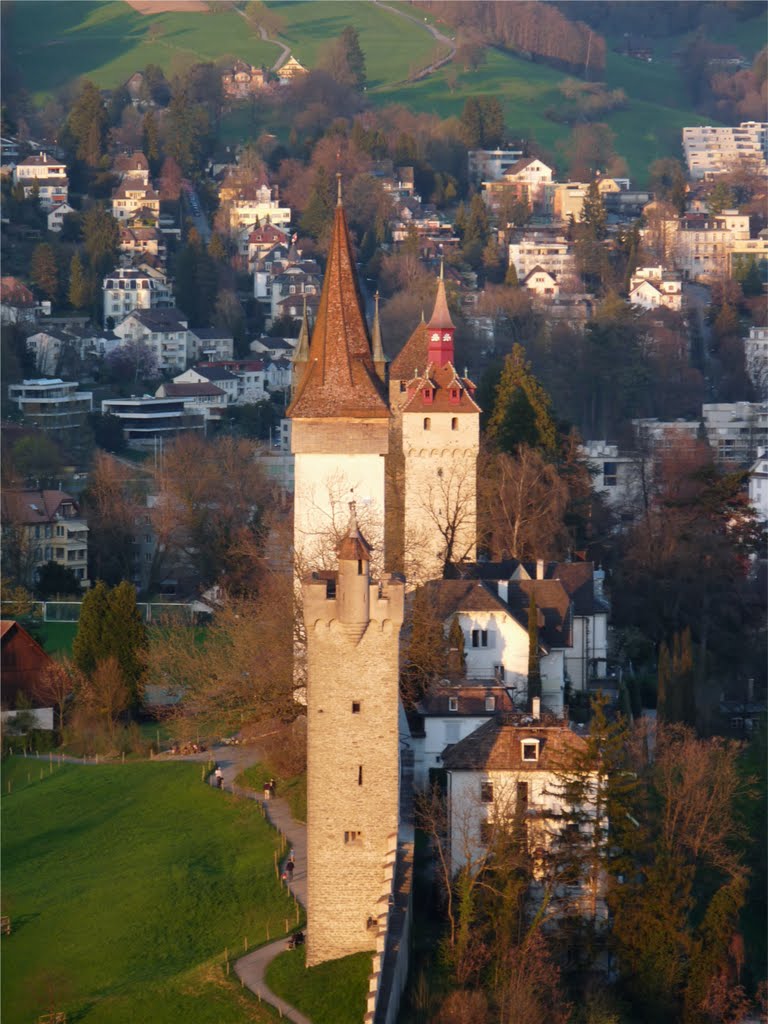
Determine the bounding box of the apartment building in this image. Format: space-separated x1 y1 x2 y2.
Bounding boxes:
683 121 768 179
12 152 68 209
1 489 89 588
7 379 92 437
102 266 173 327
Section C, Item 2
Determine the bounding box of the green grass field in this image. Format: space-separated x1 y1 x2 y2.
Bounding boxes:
236 762 307 824
265 946 372 1024
1 757 295 1023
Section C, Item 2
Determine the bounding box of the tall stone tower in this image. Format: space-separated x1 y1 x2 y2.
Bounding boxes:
302 506 404 966
386 267 480 585
288 182 389 574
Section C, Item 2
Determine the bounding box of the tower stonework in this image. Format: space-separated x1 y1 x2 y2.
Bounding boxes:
302 512 404 966
387 271 480 586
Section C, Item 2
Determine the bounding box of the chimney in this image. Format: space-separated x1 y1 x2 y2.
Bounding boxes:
532 696 541 721
536 559 545 579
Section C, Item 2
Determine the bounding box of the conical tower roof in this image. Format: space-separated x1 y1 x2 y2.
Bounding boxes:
427 261 454 331
287 192 387 420
371 291 386 366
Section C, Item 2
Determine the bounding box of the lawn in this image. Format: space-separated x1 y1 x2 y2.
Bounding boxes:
265 946 372 1024
1 757 296 1023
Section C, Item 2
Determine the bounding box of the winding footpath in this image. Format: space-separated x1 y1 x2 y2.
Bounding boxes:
211 745 311 1024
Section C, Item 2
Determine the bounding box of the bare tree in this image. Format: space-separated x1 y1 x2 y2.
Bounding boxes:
33 658 77 731
479 445 569 560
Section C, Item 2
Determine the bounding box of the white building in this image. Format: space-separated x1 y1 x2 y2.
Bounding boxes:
745 326 768 399
682 121 768 180
702 401 768 466
47 201 76 233
629 266 683 312
101 396 205 447
110 180 161 222
468 147 524 184
1 489 89 588
13 152 68 209
748 448 768 522
102 266 173 327
112 307 190 371
582 440 646 516
7 378 92 436
508 234 577 282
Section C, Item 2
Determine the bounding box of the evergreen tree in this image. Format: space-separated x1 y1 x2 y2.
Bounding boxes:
142 110 160 170
30 243 59 302
706 180 735 216
65 80 107 166
527 592 541 704
581 181 607 241
68 251 91 310
504 261 519 287
72 580 110 677
657 640 670 719
82 206 120 276
448 614 466 677
486 344 558 455
299 166 335 240
102 580 146 708
338 26 366 89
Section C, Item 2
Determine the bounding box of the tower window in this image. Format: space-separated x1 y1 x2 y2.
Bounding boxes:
358 765 363 786
451 417 458 430
423 417 431 430
352 701 361 714
358 559 363 575
344 830 362 844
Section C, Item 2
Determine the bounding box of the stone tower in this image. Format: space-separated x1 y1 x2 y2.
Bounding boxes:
386 267 480 585
302 505 404 966
287 182 389 574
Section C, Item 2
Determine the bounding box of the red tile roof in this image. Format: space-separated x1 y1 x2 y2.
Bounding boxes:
389 320 430 380
441 716 587 771
400 361 480 415
287 202 387 420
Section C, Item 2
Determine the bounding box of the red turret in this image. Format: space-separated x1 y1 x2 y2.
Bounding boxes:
426 261 455 368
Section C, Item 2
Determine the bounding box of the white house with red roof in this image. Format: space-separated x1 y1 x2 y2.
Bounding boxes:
13 152 68 209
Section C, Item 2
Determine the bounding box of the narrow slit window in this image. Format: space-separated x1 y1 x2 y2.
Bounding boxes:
352 701 361 714
358 765 363 786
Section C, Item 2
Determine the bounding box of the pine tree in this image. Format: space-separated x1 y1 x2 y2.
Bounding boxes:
68 251 91 310
581 181 607 241
142 110 160 170
82 206 120 276
657 640 670 719
102 580 146 708
448 614 466 677
299 166 335 240
486 344 558 455
30 243 59 302
72 580 110 677
527 592 541 705
339 26 366 89
65 80 107 166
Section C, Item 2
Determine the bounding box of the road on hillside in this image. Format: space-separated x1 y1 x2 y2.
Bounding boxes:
181 180 211 243
371 0 456 81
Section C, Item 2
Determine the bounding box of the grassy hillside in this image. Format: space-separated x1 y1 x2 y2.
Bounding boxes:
5 0 759 183
1 757 295 1023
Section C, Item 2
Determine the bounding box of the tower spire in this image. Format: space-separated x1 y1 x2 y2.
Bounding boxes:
291 293 311 397
426 265 455 368
371 290 387 384
336 172 343 207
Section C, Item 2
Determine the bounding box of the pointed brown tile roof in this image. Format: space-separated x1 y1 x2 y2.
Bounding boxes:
287 203 387 420
427 273 454 331
389 320 430 380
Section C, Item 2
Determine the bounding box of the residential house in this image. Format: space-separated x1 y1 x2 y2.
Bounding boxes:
26 325 119 376
682 122 768 180
187 327 234 363
276 55 308 83
47 201 76 233
745 325 768 399
269 260 322 321
112 307 190 371
119 224 165 266
652 209 752 281
102 266 173 327
522 266 560 297
440 711 605 926
101 396 205 447
13 152 68 209
0 276 36 324
629 266 683 312
111 180 161 222
418 576 570 713
468 147 524 185
247 222 290 269
264 356 292 393
1 489 89 588
0 620 55 719
221 180 291 233
581 440 646 518
154 381 227 424
482 157 554 214
221 60 267 98
7 378 92 437
508 234 577 282
173 364 239 403
113 151 150 186
180 359 267 403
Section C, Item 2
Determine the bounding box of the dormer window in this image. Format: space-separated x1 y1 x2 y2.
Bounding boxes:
450 388 460 403
448 697 458 712
485 696 496 711
423 388 433 403
521 739 540 763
